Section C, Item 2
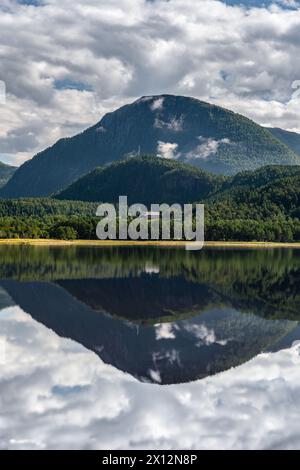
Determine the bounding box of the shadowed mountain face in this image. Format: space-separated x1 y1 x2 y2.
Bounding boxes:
0 246 299 384
1 94 299 198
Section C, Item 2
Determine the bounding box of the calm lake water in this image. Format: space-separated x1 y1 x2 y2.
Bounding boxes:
0 245 300 449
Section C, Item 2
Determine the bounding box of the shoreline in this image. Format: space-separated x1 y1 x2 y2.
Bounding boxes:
0 239 300 249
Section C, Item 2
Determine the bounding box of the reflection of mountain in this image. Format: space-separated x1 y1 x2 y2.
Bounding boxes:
0 286 14 311
1 278 299 385
57 277 218 322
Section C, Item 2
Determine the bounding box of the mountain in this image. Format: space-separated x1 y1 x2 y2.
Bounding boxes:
56 155 224 204
0 161 17 188
1 94 299 199
268 127 300 157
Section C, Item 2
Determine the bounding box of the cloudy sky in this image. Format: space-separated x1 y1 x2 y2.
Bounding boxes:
1 0 300 166
1 304 300 450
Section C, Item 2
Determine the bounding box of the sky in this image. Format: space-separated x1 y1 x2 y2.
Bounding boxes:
1 0 300 166
1 304 300 449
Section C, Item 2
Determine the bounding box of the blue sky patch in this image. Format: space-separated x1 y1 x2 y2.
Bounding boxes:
17 1 45 5
52 385 88 396
222 0 299 8
54 79 93 92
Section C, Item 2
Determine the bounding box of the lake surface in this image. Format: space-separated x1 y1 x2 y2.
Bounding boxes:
0 245 300 449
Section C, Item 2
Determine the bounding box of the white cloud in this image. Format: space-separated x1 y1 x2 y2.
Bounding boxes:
1 0 300 165
150 97 164 111
2 305 300 449
157 141 179 159
154 115 184 131
186 136 231 160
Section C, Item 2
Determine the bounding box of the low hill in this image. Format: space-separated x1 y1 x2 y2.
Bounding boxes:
209 165 300 218
56 156 225 205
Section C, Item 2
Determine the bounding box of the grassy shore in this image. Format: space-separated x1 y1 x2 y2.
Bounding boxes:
0 239 300 248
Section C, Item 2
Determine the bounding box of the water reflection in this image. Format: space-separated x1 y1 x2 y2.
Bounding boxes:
0 246 299 385
1 304 300 450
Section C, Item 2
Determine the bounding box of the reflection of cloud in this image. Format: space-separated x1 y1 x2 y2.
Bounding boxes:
157 141 179 159
184 323 229 346
155 323 176 340
148 369 162 384
153 350 181 366
144 263 160 275
186 136 231 160
2 306 300 450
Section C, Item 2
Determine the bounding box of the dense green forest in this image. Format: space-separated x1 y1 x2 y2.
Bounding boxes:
0 157 299 242
205 165 300 242
56 155 225 204
0 198 98 217
0 198 99 240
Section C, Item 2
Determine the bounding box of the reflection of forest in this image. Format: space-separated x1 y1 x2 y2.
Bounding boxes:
0 246 299 321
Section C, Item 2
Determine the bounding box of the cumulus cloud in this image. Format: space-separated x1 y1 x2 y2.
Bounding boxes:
157 141 179 159
2 305 300 449
154 115 184 131
1 0 300 165
186 136 231 160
